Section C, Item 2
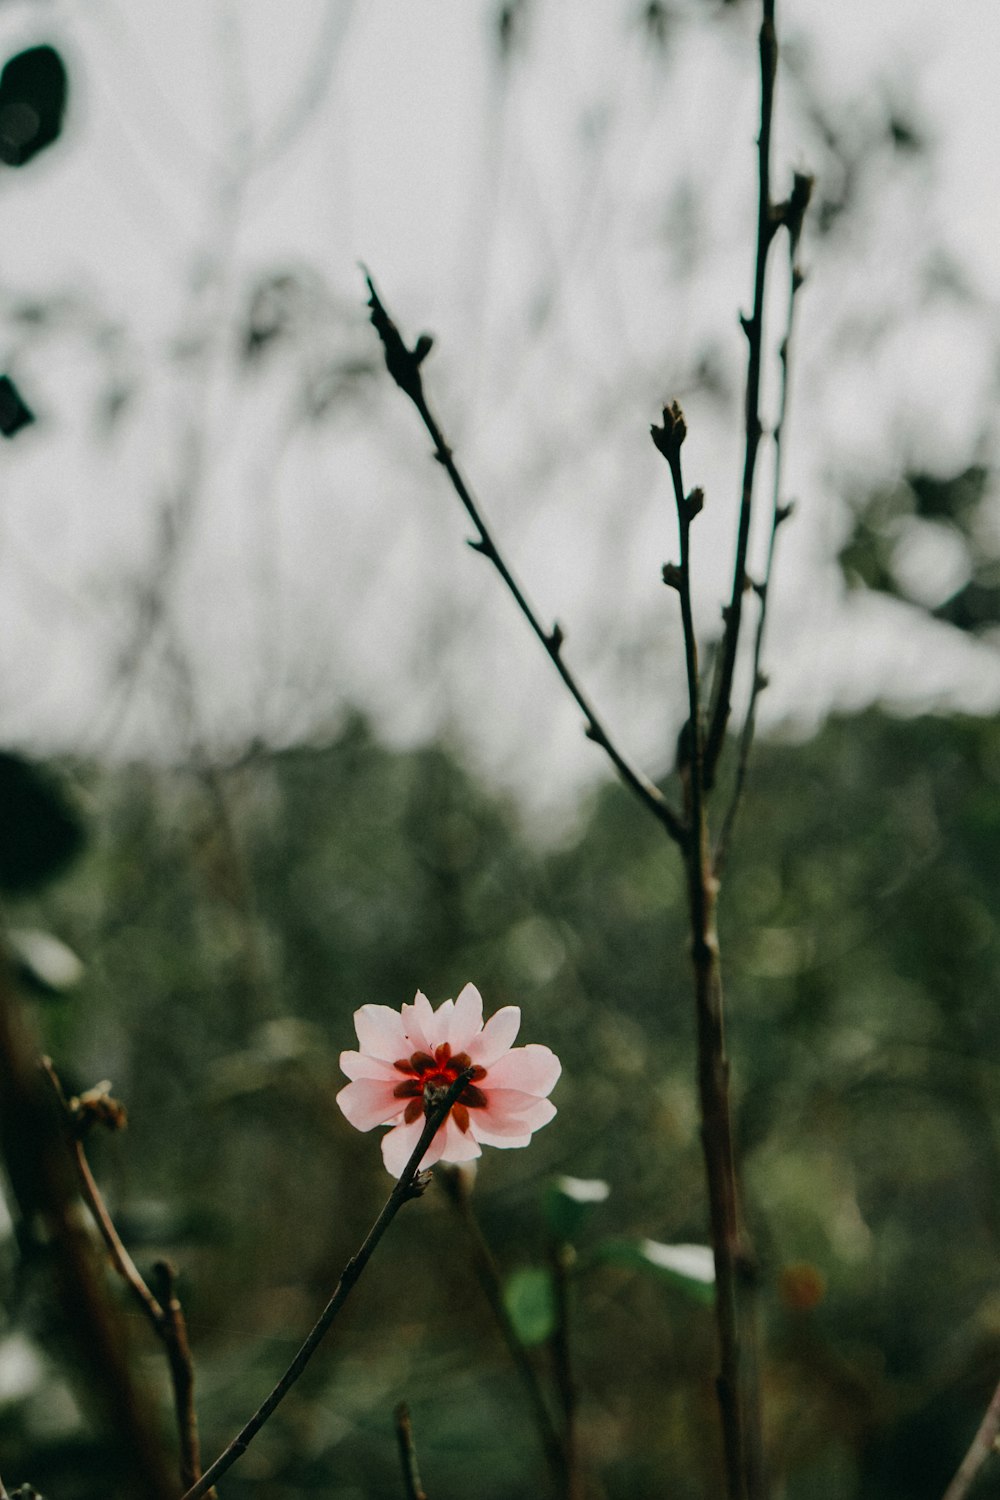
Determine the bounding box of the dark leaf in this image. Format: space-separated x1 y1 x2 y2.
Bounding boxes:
0 752 85 893
0 373 34 436
0 45 68 167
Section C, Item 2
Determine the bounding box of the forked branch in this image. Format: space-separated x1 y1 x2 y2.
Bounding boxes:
365 273 686 848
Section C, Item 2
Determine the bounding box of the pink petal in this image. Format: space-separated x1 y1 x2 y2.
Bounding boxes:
401 990 436 1052
439 1114 482 1164
354 1005 410 1062
336 1079 405 1132
471 1126 533 1149
484 1044 561 1097
446 983 483 1053
339 1050 400 1082
469 1006 521 1066
476 1088 556 1136
380 1117 450 1178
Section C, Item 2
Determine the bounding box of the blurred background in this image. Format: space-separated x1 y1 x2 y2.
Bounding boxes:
0 1 999 1496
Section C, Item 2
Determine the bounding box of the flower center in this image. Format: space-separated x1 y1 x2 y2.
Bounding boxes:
392 1042 487 1131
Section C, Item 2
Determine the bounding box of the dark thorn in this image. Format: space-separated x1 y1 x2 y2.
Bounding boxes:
775 500 795 526
662 562 683 590
548 621 564 652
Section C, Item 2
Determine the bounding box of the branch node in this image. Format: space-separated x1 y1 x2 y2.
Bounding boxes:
548 621 565 653
662 562 683 590
650 400 687 462
686 486 705 519
775 500 795 527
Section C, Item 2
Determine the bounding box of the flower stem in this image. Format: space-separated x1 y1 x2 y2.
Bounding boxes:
438 1167 569 1497
181 1069 473 1500
394 1402 429 1500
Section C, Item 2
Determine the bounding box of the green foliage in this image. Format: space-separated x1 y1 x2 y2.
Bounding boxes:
2 709 1000 1496
503 1266 557 1346
587 1239 715 1307
0 753 84 894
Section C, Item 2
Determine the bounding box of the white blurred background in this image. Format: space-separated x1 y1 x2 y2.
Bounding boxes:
0 0 998 821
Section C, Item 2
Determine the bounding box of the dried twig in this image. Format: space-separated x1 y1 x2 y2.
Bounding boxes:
40 1060 212 1496
394 1402 429 1500
942 1375 1000 1500
438 1167 568 1497
365 272 686 849
182 1068 474 1500
0 973 175 1498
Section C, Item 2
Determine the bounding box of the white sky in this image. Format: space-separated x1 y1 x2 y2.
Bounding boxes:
0 0 997 819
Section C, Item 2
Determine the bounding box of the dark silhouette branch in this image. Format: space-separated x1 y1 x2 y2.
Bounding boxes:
652 405 763 1500
364 271 686 848
715 170 812 871
703 0 778 791
182 1068 474 1500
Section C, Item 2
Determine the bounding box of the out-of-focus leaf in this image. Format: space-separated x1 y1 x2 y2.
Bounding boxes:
503 1266 556 1346
544 1175 609 1242
589 1239 715 1306
0 374 34 436
7 928 83 997
934 573 1000 633
908 466 988 525
0 45 67 166
0 753 85 893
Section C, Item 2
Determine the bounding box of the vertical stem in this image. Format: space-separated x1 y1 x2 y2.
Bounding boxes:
394 1402 430 1500
549 1241 580 1500
941 1375 1000 1500
438 1168 568 1497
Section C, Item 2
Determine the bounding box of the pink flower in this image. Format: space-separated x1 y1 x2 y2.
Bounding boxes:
337 984 561 1177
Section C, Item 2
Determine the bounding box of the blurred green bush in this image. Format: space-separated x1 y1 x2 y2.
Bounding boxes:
2 708 999 1498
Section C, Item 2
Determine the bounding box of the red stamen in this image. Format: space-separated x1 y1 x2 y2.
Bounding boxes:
460 1083 487 1110
453 1103 470 1133
434 1042 452 1065
409 1050 435 1073
393 1079 422 1099
393 1058 416 1074
403 1099 422 1124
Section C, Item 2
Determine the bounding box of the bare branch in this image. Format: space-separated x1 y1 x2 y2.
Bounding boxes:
394 1402 429 1500
942 1374 1000 1500
715 171 812 871
365 272 686 848
182 1068 475 1500
703 0 779 790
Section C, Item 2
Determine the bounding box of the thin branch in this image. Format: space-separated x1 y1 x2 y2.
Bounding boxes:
0 1471 10 1499
181 1069 475 1500
548 1241 579 1500
394 1402 429 1500
364 271 686 848
715 171 812 871
438 1167 568 1497
703 0 778 790
0 978 176 1497
652 407 762 1500
40 1060 214 1497
942 1375 1000 1500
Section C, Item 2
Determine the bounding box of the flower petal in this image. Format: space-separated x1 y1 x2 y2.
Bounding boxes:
380 1117 450 1178
354 1005 410 1062
471 1126 533 1149
336 1079 405 1132
469 1005 520 1066
447 983 484 1053
439 1114 482 1164
475 1089 556 1136
339 1050 400 1082
483 1044 561 1097
401 990 436 1052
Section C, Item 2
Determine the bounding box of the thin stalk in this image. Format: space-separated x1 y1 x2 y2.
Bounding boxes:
41 1060 213 1496
181 1069 474 1500
549 1241 580 1500
438 1167 568 1497
715 171 812 871
394 1402 429 1500
654 411 762 1500
704 1 779 790
942 1375 1000 1500
365 274 686 848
